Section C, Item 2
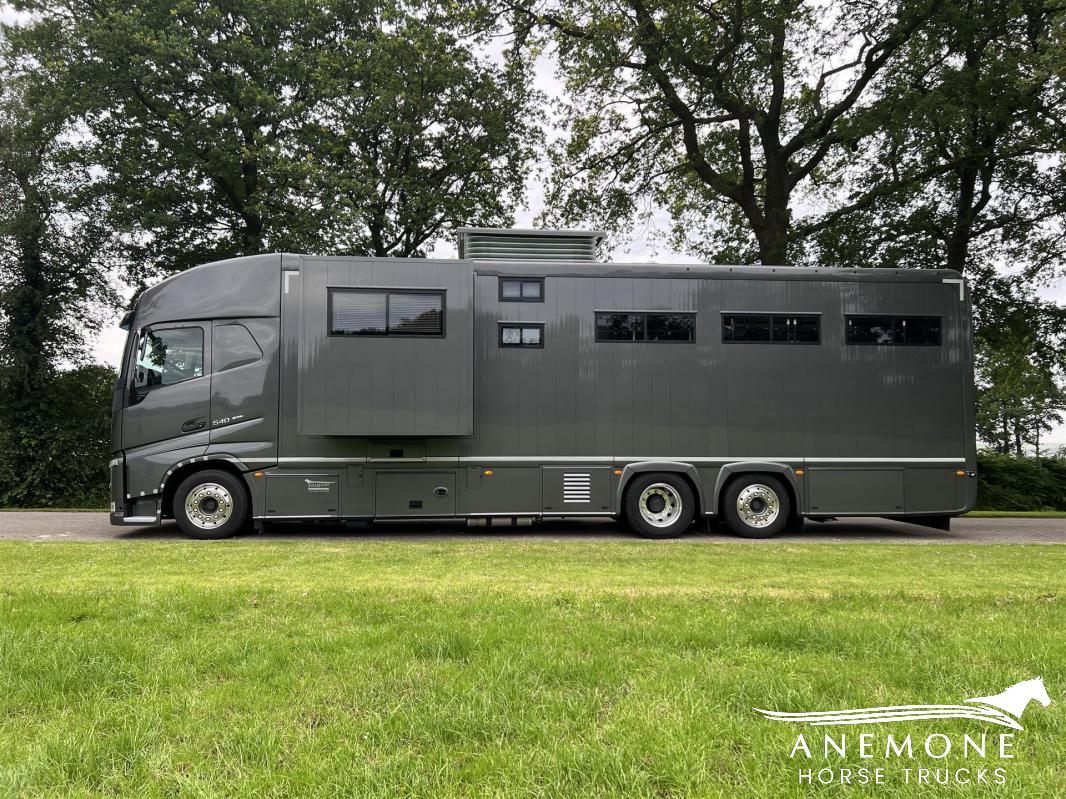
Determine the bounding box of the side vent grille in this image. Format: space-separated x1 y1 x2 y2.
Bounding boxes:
562 473 592 503
457 228 604 262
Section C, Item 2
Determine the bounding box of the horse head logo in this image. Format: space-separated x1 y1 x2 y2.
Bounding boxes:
755 677 1052 731
966 677 1051 722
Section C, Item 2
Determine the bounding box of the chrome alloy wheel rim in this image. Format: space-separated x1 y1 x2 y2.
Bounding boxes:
638 483 682 528
185 483 233 530
736 484 780 528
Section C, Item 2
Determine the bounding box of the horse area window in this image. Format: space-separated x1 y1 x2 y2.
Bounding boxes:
846 315 941 346
595 312 695 342
722 314 820 344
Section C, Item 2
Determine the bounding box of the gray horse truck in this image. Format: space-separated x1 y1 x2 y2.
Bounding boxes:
109 228 977 539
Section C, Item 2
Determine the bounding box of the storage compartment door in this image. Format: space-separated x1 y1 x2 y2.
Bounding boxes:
264 472 341 518
375 471 456 517
808 468 905 514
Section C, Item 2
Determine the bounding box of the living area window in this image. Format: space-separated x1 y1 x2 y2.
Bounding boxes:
329 289 445 337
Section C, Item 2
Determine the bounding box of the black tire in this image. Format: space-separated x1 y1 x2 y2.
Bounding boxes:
173 469 249 540
623 473 696 539
721 474 791 538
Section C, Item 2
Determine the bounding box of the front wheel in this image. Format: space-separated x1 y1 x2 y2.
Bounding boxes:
721 475 791 538
623 473 696 539
173 469 249 539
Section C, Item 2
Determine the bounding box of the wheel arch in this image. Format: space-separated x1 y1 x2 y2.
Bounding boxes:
616 461 704 515
160 456 249 518
713 462 801 517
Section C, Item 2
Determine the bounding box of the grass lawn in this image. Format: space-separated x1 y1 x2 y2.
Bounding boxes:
0 542 1063 798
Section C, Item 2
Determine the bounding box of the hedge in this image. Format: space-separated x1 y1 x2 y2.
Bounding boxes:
975 453 1066 511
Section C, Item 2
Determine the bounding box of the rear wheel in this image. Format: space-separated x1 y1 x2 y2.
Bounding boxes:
721 474 791 538
624 473 695 539
173 469 249 539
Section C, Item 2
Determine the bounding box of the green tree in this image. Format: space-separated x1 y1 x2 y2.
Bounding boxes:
522 0 937 264
810 0 1064 276
0 55 117 506
973 269 1066 456
9 0 540 281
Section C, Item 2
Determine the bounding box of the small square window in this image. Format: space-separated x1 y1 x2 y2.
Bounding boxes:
500 278 545 302
499 323 544 348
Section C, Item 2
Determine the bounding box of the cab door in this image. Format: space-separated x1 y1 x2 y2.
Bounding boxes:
122 322 212 451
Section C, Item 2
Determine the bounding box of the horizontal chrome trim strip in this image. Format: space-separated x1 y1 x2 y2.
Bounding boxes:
460 456 965 464
265 473 336 477
261 516 338 520
540 512 614 516
122 516 157 524
277 457 367 463
466 512 542 517
804 458 965 463
272 456 966 464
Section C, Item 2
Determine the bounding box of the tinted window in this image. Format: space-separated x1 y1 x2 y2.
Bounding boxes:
214 324 262 372
646 313 695 341
846 315 894 344
330 290 444 336
500 278 544 302
595 312 694 342
596 313 646 341
499 323 544 348
388 292 444 335
722 314 771 342
133 327 204 391
331 291 387 334
896 316 941 345
846 315 941 345
724 314 820 343
794 315 820 343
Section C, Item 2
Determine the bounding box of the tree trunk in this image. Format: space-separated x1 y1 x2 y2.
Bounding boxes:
758 155 791 265
944 164 977 273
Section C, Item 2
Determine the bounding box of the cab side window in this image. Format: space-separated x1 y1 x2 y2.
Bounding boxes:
214 323 262 372
132 327 204 397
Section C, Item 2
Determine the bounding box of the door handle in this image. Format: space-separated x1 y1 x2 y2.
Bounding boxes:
181 418 206 433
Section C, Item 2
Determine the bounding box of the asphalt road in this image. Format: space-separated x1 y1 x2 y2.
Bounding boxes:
0 512 1063 543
